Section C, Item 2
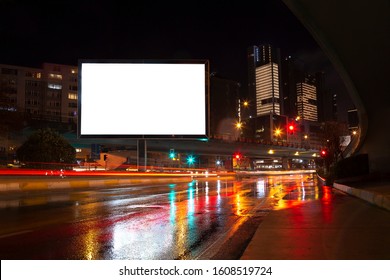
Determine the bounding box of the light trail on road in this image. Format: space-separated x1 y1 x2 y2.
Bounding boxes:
0 173 316 259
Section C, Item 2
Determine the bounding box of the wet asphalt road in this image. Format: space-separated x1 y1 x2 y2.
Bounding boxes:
0 174 316 259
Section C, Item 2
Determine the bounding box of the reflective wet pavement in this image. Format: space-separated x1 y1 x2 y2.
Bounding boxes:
0 174 314 260
241 181 390 260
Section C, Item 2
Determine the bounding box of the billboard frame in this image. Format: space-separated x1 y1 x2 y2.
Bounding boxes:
77 59 210 140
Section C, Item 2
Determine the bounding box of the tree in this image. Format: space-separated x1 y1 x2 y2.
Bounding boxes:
318 121 349 184
17 128 76 169
321 121 349 162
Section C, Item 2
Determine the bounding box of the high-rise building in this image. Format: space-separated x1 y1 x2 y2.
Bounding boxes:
247 44 282 117
281 56 305 119
314 71 337 122
209 73 240 139
315 71 325 121
296 74 318 122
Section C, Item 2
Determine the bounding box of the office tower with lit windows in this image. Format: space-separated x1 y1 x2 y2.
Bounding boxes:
245 44 286 143
282 56 325 121
296 74 318 122
247 44 282 117
281 56 304 119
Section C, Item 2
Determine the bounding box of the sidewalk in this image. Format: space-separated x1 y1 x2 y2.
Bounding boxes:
333 181 390 211
241 177 390 260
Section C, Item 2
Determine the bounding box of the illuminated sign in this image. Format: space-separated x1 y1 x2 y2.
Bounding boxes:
78 60 209 139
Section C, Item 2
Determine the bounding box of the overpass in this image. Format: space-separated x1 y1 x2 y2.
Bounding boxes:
90 138 319 170
145 138 318 159
282 0 390 176
65 133 320 170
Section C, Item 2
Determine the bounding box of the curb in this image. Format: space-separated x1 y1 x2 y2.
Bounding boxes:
333 182 390 211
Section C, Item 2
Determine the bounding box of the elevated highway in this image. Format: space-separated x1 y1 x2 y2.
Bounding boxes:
283 0 390 175
145 138 318 159
66 132 320 161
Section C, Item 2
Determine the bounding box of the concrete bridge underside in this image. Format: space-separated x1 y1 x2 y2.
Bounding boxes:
283 0 390 174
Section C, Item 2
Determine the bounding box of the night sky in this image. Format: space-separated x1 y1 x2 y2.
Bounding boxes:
0 0 353 119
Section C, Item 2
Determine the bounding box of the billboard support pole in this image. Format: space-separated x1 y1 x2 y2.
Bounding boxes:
137 139 147 171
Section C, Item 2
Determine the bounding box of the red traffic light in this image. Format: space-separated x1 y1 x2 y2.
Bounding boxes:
234 153 241 160
320 149 327 157
287 122 296 134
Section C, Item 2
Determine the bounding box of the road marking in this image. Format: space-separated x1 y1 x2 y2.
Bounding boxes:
195 183 277 260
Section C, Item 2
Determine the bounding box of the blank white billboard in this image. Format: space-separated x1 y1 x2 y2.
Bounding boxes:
78 60 209 138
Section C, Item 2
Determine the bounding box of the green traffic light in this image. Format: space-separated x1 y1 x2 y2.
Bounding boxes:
169 149 175 159
187 155 195 164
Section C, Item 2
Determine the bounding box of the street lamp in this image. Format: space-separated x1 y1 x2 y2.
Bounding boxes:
274 128 282 137
238 100 251 122
235 121 244 140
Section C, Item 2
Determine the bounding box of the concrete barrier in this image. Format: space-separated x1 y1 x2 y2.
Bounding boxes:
333 182 390 211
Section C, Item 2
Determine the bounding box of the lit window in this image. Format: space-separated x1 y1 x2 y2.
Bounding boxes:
49 73 63 80
48 83 62 89
68 93 78 100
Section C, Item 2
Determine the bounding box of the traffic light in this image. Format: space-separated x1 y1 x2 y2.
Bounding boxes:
288 124 295 134
234 152 242 160
169 149 175 159
187 155 195 165
104 154 108 161
320 149 328 157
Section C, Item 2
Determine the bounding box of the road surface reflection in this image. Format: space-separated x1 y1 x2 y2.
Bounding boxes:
0 173 319 259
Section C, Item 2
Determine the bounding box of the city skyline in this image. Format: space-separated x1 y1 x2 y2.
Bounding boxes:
0 0 352 121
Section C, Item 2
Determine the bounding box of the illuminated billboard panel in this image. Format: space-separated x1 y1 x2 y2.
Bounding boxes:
78 60 209 138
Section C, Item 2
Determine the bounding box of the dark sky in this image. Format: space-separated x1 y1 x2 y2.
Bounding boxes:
0 0 353 119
